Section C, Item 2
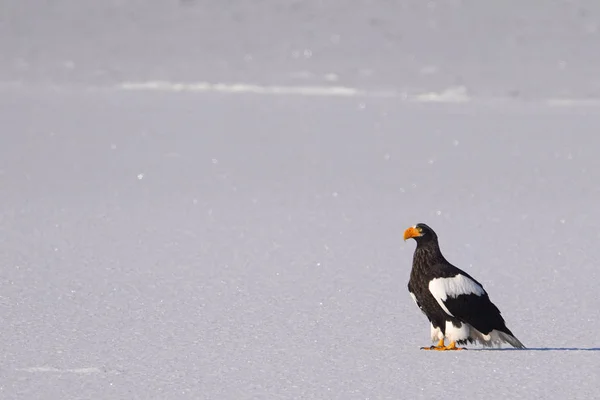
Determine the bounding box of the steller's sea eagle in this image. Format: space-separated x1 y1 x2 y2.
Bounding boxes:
404 223 525 351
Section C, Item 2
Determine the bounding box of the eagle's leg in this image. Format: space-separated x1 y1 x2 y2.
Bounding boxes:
439 341 466 351
420 338 445 350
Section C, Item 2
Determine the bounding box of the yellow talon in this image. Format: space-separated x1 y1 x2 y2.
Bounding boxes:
421 340 467 351
440 341 466 351
420 338 445 350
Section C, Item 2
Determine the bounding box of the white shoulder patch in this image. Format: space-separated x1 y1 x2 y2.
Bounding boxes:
428 275 486 317
409 291 426 315
409 292 418 305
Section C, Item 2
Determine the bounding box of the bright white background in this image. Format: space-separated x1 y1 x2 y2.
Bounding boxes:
1 1 599 399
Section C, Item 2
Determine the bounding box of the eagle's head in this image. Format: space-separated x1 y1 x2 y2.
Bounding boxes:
403 223 438 244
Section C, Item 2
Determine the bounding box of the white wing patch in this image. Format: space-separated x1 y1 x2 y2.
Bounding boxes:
428 274 486 317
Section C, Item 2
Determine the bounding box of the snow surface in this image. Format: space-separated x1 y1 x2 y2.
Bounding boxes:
2 1 600 399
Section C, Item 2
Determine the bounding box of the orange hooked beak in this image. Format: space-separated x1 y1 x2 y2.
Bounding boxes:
403 226 422 241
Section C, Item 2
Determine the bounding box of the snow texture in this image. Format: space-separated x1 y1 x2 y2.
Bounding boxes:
1 1 600 399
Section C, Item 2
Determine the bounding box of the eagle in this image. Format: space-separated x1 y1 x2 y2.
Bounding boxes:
404 223 525 351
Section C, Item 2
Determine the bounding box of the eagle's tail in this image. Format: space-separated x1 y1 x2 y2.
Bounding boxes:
469 326 526 349
497 330 525 349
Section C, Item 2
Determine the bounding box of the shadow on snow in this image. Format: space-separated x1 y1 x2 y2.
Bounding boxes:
470 347 600 352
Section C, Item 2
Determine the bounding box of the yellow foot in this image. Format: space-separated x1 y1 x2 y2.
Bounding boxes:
421 341 467 351
420 339 445 350
440 341 466 351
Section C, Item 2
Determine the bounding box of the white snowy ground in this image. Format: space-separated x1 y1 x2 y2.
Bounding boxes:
2 1 600 399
